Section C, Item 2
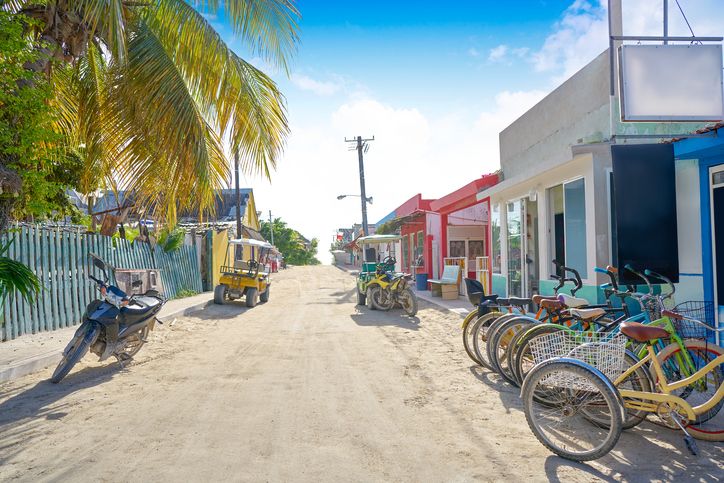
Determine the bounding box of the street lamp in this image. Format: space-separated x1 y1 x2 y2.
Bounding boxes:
337 194 373 204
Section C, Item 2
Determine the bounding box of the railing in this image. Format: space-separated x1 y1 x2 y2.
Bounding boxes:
1 225 202 341
475 256 490 295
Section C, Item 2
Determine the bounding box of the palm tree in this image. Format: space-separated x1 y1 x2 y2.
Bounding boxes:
6 0 299 223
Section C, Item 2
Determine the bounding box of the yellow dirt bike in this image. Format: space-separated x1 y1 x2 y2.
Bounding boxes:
366 256 418 316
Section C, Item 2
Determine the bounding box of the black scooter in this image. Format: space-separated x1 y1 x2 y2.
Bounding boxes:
51 254 166 383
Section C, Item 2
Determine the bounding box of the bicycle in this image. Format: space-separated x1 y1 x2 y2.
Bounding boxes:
522 317 724 461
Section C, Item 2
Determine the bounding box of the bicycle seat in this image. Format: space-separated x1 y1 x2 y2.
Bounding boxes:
557 294 589 308
508 297 531 307
620 322 669 342
540 299 564 311
532 295 558 305
569 307 605 321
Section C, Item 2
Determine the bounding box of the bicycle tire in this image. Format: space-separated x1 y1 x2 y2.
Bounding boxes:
471 312 508 371
462 309 494 365
483 315 518 374
490 316 537 385
654 339 724 425
522 359 624 461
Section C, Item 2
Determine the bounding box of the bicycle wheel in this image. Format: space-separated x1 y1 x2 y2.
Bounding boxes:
471 312 508 371
491 316 537 385
484 315 518 374
522 359 624 461
655 339 724 424
462 309 483 365
514 324 567 385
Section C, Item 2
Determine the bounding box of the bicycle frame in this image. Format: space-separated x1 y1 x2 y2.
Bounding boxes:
614 343 724 422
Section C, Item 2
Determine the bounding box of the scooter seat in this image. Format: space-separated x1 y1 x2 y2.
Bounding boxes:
122 296 161 316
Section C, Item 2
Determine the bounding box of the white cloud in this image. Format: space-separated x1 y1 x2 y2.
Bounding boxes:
488 44 531 64
488 44 509 62
532 0 724 84
290 74 342 96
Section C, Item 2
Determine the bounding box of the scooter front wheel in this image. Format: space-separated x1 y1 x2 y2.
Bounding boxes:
51 322 99 383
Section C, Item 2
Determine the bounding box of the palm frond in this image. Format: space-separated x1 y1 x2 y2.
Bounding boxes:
144 0 289 178
67 0 129 61
185 0 299 72
0 240 41 303
108 19 228 223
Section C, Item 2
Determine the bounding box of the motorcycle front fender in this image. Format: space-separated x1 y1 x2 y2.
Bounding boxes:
63 320 101 355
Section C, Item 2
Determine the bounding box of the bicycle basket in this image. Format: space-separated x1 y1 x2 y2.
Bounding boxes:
670 301 714 339
528 331 627 390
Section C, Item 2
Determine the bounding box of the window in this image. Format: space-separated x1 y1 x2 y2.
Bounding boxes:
416 231 424 260
491 203 501 273
548 179 588 278
449 241 465 258
507 200 523 296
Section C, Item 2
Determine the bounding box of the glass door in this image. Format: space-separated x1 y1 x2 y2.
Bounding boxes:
507 200 523 297
524 198 539 297
710 166 724 345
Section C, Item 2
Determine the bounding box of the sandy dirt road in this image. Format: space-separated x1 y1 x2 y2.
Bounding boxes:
0 265 721 482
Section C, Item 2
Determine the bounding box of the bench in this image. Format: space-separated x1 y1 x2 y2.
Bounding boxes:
429 265 461 300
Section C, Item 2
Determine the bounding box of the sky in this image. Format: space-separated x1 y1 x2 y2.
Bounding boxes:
205 0 724 262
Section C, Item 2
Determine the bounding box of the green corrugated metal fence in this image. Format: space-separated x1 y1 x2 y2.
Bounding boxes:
1 225 203 341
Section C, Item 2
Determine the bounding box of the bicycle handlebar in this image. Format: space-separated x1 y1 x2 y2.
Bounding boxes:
644 269 676 299
624 264 653 293
594 266 619 291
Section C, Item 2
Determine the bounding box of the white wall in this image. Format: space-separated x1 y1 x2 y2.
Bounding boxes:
675 158 705 301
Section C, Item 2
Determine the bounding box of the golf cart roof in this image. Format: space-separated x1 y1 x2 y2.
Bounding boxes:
229 238 273 249
356 234 401 244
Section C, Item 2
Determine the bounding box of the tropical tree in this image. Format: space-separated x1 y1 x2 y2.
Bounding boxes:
3 0 299 225
260 217 320 266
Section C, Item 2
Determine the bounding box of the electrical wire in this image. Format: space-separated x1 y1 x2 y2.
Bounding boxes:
674 0 697 41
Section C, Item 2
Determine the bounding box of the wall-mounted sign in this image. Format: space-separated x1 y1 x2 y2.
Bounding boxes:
619 44 724 122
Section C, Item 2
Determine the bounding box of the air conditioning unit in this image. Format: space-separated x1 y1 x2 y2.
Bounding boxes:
115 269 162 295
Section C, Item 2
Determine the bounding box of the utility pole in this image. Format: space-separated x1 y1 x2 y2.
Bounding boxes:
344 135 374 236
234 151 242 239
268 210 274 245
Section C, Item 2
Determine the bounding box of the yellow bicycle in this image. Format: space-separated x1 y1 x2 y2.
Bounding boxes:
522 313 724 461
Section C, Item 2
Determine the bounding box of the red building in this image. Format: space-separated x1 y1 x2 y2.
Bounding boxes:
377 194 439 277
429 173 499 290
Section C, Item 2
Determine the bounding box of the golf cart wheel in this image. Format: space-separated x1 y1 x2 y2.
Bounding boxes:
357 288 366 306
246 287 258 307
260 286 270 303
214 284 228 305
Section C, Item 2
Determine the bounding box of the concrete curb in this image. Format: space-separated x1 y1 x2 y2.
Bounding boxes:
0 297 213 383
157 299 213 323
0 349 64 383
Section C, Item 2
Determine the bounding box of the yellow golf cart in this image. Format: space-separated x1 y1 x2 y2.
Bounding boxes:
214 238 272 307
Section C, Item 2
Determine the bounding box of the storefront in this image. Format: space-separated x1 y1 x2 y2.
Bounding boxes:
429 174 499 292
478 146 606 300
375 194 440 279
674 123 724 343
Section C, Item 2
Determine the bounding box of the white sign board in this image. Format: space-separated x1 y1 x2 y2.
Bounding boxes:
619 44 724 121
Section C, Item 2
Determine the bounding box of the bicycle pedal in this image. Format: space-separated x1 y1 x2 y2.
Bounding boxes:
683 435 699 456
